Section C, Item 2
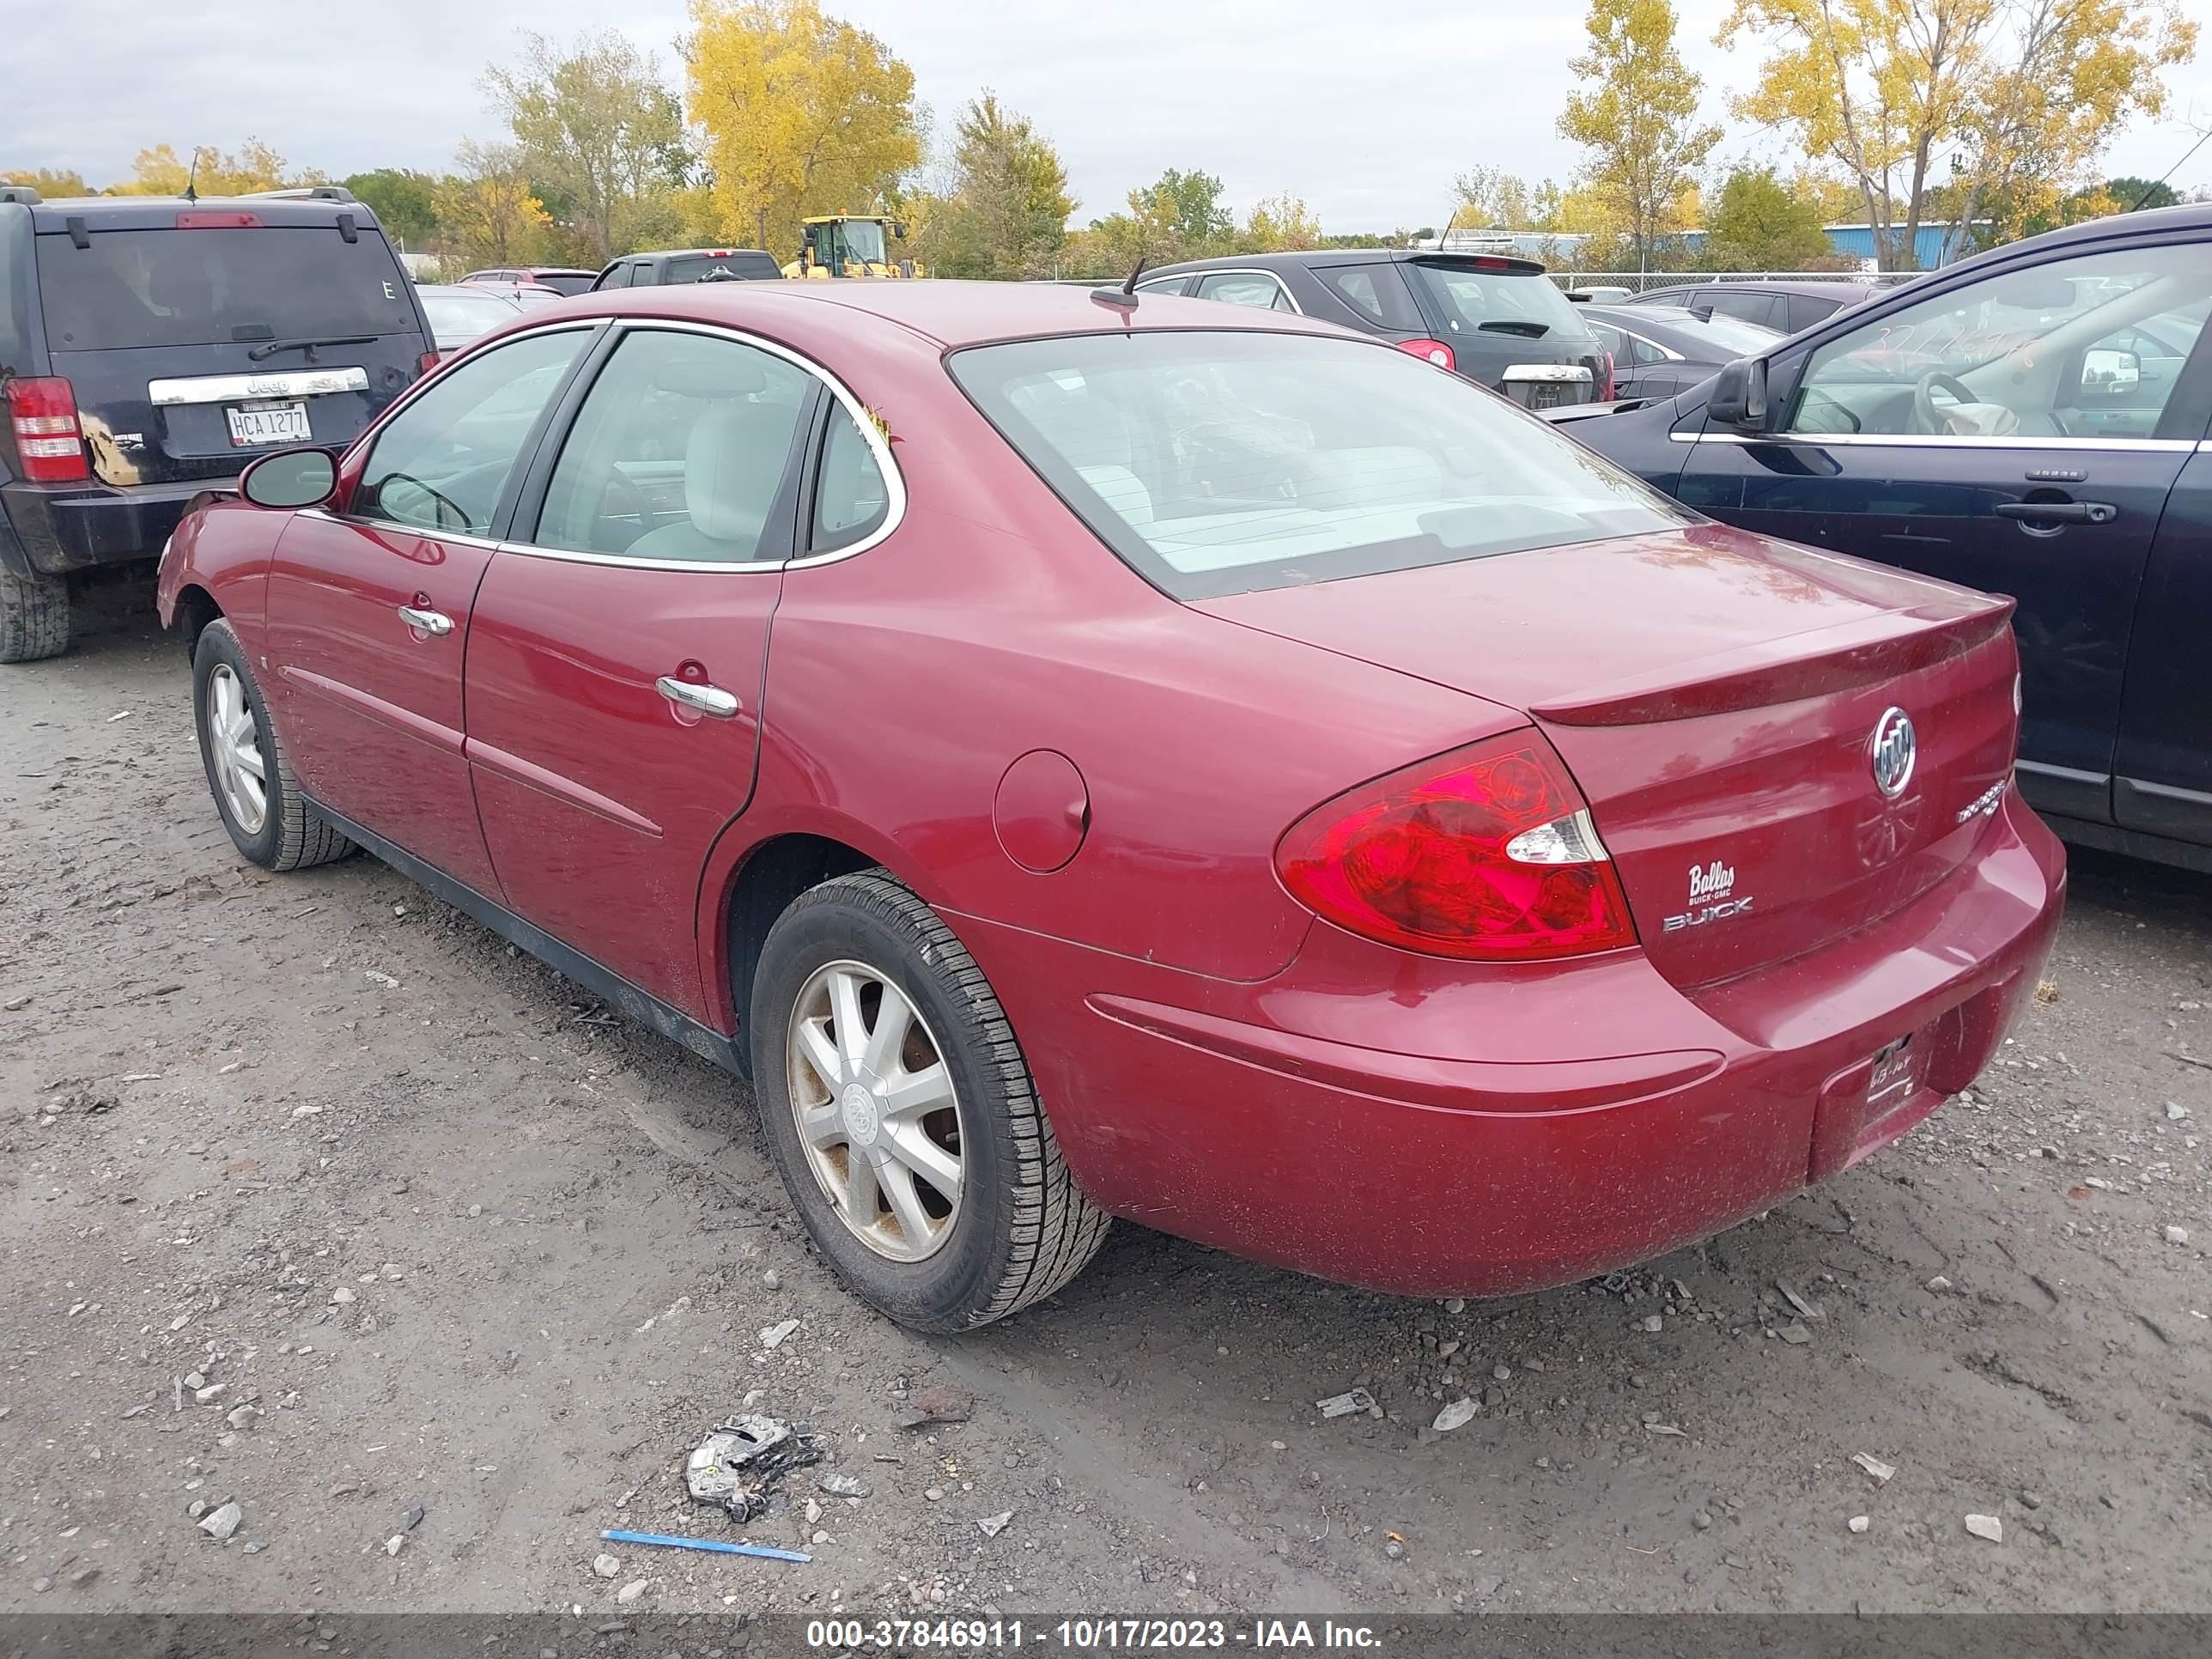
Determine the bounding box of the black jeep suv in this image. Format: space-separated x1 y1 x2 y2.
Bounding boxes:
0 185 435 660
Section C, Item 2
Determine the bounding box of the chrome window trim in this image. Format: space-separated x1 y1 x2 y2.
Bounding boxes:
1667 429 2202 453
295 507 507 554
1188 268 1306 316
1618 328 1683 364
498 315 909 574
150 366 371 406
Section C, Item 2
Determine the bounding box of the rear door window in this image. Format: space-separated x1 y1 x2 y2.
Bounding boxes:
1786 295 1841 332
35 227 419 350
811 404 894 552
1195 272 1295 312
1316 263 1425 331
1705 290 1783 331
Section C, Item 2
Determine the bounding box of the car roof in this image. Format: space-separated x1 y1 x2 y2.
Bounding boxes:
561 276 1358 349
1582 304 1708 326
417 283 517 299
1142 247 1547 279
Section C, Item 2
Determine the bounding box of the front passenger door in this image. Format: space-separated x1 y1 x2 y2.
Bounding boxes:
263 325 594 893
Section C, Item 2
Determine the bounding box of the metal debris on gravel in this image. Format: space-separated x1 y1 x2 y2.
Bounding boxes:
976 1510 1014 1539
1852 1453 1897 1484
1431 1398 1478 1433
1965 1514 2003 1543
1316 1388 1378 1419
684 1414 824 1522
896 1386 973 1430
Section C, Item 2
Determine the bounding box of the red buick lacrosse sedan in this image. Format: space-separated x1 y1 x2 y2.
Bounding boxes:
159 279 2063 1329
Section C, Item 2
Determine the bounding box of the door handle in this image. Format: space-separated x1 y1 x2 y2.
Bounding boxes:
657 676 741 719
396 605 453 635
1995 500 2116 526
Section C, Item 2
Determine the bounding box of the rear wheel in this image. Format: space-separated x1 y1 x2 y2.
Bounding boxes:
192 619 354 871
750 871 1109 1330
0 568 70 663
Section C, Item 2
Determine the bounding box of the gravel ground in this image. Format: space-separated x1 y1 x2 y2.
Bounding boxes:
1 592 2207 1617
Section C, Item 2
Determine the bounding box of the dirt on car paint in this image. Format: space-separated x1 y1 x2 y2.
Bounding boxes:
0 592 2207 1616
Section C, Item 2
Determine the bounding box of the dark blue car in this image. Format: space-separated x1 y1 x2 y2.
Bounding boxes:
1554 204 2212 872
0 185 434 660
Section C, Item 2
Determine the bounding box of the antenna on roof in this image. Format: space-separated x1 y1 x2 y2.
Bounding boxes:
1092 252 1144 312
183 149 200 204
2130 124 2212 212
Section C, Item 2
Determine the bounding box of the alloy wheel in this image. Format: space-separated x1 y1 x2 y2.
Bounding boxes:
205 663 268 835
786 959 964 1262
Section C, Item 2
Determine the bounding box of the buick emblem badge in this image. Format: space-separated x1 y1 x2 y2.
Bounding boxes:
1870 707 1917 799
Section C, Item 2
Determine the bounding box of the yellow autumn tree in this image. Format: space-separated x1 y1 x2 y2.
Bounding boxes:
431 141 553 267
1720 0 2196 268
1558 0 1721 265
112 141 299 197
0 167 89 198
684 0 921 259
1241 192 1323 252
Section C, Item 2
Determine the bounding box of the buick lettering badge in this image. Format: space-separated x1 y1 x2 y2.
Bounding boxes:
1870 708 1916 799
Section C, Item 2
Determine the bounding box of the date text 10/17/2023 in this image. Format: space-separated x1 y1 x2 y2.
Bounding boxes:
803 1619 1385 1650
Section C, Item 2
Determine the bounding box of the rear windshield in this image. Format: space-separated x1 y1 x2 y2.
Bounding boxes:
1670 311 1785 354
420 288 522 343
661 254 778 283
1407 261 1595 343
34 227 419 351
948 330 1693 600
533 272 596 297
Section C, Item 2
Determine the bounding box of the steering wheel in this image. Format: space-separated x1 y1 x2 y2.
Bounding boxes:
378 472 472 534
1912 370 1982 435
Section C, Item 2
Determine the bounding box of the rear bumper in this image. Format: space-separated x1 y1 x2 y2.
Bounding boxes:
951 790 2065 1298
0 476 231 576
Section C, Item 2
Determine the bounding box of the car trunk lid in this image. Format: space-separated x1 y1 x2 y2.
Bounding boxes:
1194 523 2021 992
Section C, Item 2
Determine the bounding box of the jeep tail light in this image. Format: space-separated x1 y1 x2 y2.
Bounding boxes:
1397 337 1455 372
1276 731 1637 961
5 376 90 483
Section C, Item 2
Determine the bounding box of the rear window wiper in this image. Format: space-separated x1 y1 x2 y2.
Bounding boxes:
1477 320 1550 337
247 335 377 362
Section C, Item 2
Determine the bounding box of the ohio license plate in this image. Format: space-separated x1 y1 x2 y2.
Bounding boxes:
226 400 312 447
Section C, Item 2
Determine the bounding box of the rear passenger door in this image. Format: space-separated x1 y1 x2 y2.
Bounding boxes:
462 323 821 1023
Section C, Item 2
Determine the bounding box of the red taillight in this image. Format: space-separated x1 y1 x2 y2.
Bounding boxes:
4 376 89 483
176 210 261 229
1397 337 1455 372
1598 349 1616 401
418 351 441 375
1276 731 1637 962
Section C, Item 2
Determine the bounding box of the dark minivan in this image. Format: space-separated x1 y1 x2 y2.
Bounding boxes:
1135 249 1612 410
0 185 434 660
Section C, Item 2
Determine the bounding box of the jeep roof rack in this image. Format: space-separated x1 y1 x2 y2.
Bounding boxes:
237 185 356 204
0 185 42 206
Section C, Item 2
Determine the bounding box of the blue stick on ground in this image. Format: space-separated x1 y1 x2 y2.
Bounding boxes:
601 1528 811 1564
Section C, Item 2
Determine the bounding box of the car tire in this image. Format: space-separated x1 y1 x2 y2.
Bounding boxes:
750 870 1110 1331
192 619 355 872
0 567 70 663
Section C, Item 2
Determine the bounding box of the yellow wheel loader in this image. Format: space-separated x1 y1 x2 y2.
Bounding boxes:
782 216 926 279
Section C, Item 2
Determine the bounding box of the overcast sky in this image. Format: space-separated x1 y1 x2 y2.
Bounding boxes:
8 0 2212 231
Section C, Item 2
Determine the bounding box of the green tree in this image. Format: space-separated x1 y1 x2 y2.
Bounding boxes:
1133 168 1231 249
685 0 921 259
2104 175 2180 210
432 140 552 267
343 168 440 248
1704 166 1833 268
922 94 1074 279
487 31 687 263
1559 0 1720 265
0 167 89 198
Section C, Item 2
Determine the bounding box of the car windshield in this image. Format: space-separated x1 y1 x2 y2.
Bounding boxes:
949 330 1692 600
419 289 520 343
831 222 886 265
34 227 418 350
1406 261 1595 343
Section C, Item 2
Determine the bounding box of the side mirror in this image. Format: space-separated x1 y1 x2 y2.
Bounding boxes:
239 447 337 510
1707 356 1770 430
892 220 909 239
2081 347 2142 398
